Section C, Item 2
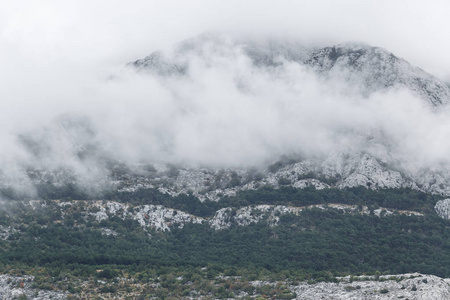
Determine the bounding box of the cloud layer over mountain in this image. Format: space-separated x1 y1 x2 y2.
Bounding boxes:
2 35 449 169
1 1 450 193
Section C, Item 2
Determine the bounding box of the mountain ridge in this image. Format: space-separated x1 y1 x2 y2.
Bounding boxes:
132 34 450 106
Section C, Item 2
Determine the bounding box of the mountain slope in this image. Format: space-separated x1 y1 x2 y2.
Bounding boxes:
2 34 450 202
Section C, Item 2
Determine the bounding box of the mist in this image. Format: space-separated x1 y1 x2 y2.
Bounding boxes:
1 1 450 194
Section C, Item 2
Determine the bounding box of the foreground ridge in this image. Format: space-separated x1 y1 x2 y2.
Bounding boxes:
1 272 449 299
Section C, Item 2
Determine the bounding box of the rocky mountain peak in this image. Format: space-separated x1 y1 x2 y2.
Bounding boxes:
131 35 450 106
305 42 450 105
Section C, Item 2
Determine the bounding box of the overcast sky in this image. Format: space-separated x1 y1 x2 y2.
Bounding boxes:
2 1 450 76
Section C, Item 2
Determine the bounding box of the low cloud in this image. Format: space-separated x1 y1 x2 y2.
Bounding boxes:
2 1 450 194
1 36 448 175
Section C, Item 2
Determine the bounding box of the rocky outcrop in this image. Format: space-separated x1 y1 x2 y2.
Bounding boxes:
1 272 448 299
112 151 422 202
0 225 17 240
209 204 422 230
85 201 204 231
11 200 424 233
290 273 450 300
132 204 203 231
435 199 450 219
0 275 66 300
209 205 303 230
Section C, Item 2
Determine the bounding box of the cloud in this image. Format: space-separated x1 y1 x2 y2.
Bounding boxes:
1 1 450 193
3 36 441 167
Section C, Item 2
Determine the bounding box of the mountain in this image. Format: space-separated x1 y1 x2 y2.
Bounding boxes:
131 34 450 106
0 34 450 201
4 34 450 299
1 34 450 202
104 35 450 200
305 43 450 106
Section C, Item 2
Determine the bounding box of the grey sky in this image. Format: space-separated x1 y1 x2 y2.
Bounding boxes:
2 1 450 76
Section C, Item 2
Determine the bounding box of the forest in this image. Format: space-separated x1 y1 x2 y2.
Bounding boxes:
0 184 449 297
0 188 448 276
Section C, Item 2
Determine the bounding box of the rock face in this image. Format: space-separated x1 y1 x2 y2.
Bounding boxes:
65 200 204 232
305 43 450 106
290 273 450 300
108 152 421 202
